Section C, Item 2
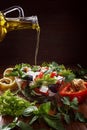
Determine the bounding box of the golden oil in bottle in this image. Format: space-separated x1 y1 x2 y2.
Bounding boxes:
0 12 40 42
0 12 40 65
0 12 7 42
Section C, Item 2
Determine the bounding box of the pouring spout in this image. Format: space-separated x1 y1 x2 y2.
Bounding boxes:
0 6 40 42
20 16 40 31
24 16 38 24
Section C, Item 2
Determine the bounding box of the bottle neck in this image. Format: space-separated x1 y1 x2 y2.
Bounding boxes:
5 16 40 32
0 13 40 42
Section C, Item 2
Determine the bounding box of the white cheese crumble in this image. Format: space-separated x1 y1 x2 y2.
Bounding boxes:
39 85 48 93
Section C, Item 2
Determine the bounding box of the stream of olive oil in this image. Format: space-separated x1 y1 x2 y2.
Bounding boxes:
35 27 40 65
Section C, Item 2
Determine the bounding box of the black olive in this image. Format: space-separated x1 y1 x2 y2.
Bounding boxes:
22 75 33 81
48 84 58 93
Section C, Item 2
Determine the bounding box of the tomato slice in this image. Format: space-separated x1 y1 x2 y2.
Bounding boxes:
50 72 57 78
35 72 44 80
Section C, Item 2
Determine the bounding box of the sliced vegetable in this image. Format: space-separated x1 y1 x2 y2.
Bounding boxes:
0 77 17 90
59 81 87 103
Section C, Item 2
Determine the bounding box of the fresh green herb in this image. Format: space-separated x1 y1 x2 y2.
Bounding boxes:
49 62 65 71
0 90 32 117
75 112 86 122
43 115 65 130
0 119 34 130
23 102 51 117
30 74 57 89
0 117 18 130
44 62 75 81
57 97 86 124
5 62 75 82
23 101 65 130
0 120 47 130
1 97 87 130
5 63 31 79
59 69 75 82
31 65 40 72
16 121 33 130
73 64 87 80
1 62 87 130
22 106 38 117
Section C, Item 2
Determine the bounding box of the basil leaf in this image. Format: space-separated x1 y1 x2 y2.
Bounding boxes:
16 121 33 130
23 106 38 116
0 125 12 130
0 117 18 130
43 115 65 130
29 115 39 125
38 102 51 114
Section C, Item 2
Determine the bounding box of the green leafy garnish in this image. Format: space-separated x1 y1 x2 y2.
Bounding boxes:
0 117 18 130
73 64 87 80
30 73 57 89
0 90 31 116
43 62 75 81
59 69 75 82
23 101 65 130
5 62 75 82
1 62 87 130
5 63 31 79
57 97 86 124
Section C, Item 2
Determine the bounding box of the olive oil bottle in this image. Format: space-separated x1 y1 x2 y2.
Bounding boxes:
0 6 40 65
0 12 40 42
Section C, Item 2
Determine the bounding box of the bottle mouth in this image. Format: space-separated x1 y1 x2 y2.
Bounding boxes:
22 16 39 24
32 16 38 24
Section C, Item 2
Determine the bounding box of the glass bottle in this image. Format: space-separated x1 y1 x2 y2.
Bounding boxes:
0 6 40 42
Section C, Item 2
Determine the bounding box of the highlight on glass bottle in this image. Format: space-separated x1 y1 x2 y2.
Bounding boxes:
0 6 40 42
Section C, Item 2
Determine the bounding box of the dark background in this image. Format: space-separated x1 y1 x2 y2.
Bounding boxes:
0 0 87 68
